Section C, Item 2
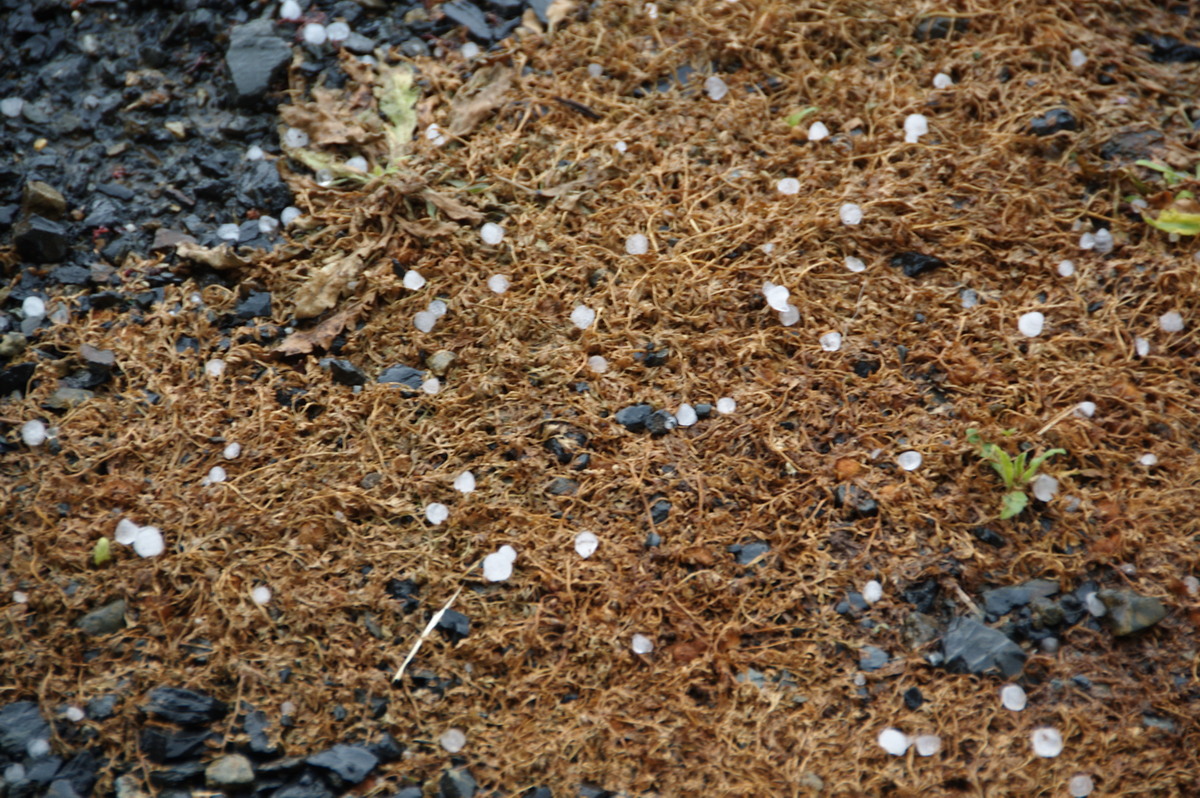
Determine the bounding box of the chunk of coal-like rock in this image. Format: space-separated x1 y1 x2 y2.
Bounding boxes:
439 766 478 798
982 580 1058 617
614 403 653 432
833 484 878 517
901 580 939 613
237 160 292 211
378 364 423 389
85 695 118 721
142 687 228 726
148 760 206 789
728 540 770 565
75 598 126 636
441 0 492 40
693 403 713 418
368 732 405 763
243 708 277 755
321 358 367 386
45 779 82 798
941 617 1027 677
307 745 378 785
15 215 70 262
545 477 578 496
1098 589 1167 636
1137 33 1200 64
903 686 924 709
913 15 968 41
205 754 254 788
645 409 677 435
0 701 50 758
890 251 947 278
226 20 292 100
436 609 470 642
0 362 37 396
236 291 272 320
852 359 881 378
972 525 1006 547
1100 129 1165 162
140 726 212 763
55 750 99 796
1029 108 1077 136
859 645 889 671
274 773 335 798
650 498 671 524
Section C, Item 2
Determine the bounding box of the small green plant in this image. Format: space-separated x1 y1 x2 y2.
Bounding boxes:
92 537 111 567
1129 159 1200 236
784 106 819 127
966 428 1065 520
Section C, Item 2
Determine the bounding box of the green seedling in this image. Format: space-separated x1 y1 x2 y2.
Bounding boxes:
785 106 819 127
92 537 111 567
966 428 1065 520
1131 159 1200 236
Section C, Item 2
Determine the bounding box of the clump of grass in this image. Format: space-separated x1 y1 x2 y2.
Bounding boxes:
966 428 1066 520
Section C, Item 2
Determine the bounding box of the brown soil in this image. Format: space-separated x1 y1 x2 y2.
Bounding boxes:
5 1 1200 795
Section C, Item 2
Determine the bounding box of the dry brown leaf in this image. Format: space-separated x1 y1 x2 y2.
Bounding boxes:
293 253 366 320
546 0 577 31
276 294 374 356
420 189 484 223
448 65 514 137
280 87 380 148
537 175 595 198
396 218 458 238
175 241 251 270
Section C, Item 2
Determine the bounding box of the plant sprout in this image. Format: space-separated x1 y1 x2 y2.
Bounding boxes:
1130 159 1200 236
966 428 1066 520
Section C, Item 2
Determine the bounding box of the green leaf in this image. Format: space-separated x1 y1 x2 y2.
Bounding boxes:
1135 159 1187 186
1020 448 1066 483
375 63 419 164
999 491 1028 520
1143 208 1200 236
785 106 819 126
965 428 982 446
93 537 111 567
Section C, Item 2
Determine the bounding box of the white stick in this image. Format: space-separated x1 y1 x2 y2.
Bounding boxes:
392 586 464 683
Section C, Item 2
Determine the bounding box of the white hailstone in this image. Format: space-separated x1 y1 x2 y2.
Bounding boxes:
819 332 842 352
12 591 27 604
625 233 649 255
1183 575 1199 597
205 359 226 378
64 706 85 723
480 222 505 245
587 63 604 78
1159 311 1184 332
1079 231 1095 250
897 450 923 471
1 97 24 118
206 466 227 485
779 305 800 326
807 121 829 141
303 23 327 45
587 355 609 374
344 155 368 172
1085 592 1106 617
614 140 627 153
716 397 737 415
21 296 45 322
281 206 302 226
454 471 476 493
315 169 335 187
763 283 791 312
279 0 302 21
914 734 942 756
26 739 50 758
1075 401 1097 418
862 580 883 604
903 113 928 143
1030 727 1063 758
283 127 309 148
631 634 654 654
1092 228 1113 254
428 299 448 318
645 2 657 19
414 311 437 333
217 223 240 241
1134 337 1150 357
132 526 165 558
403 270 426 291
251 585 272 606
258 216 279 235
425 503 449 525
1068 774 1094 797
844 255 866 273
115 519 140 545
1069 48 1088 68
960 289 979 309
20 419 47 447
760 242 775 254
933 72 953 89
223 442 242 460
675 403 698 427
1139 453 1158 467
1018 311 1045 338
422 377 441 395
245 145 265 161
570 305 596 330
1057 259 1075 277
460 41 481 59
1031 474 1058 502
325 21 350 42
440 728 467 754
1000 684 1027 711
1131 197 1149 210
425 124 447 146
777 177 801 195
839 203 863 225
482 549 515 583
487 274 510 294
877 728 910 756
574 530 599 558
704 75 729 101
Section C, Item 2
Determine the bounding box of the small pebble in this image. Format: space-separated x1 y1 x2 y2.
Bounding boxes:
20 419 47 447
878 728 910 756
587 355 609 374
480 222 505 246
1139 453 1158 467
454 471 476 493
844 256 866 273
1018 311 1045 338
716 397 736 415
903 113 928 143
631 634 654 654
807 121 829 141
425 503 449 525
283 127 309 148
1075 401 1096 418
840 203 863 225
440 728 467 754
575 530 599 558
625 234 649 255
1000 684 1027 711
933 72 953 88
1030 727 1063 758
487 274 510 294
223 442 242 460
897 450 922 471
1069 48 1088 68
862 580 883 604
251 585 272 605
704 75 728 101
1159 311 1184 332
819 332 842 352
303 23 327 46
914 734 942 756
777 178 801 195
205 359 226 378
675 403 698 427
1068 774 1094 797
570 305 596 330
403 270 426 291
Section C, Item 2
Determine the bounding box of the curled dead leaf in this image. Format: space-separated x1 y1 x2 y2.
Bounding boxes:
175 241 251 270
293 253 366 320
421 189 484 223
276 295 373 356
449 65 514 137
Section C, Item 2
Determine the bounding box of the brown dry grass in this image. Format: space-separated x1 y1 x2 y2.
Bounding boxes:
4 0 1200 795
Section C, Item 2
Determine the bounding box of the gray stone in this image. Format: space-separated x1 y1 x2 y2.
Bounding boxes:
0 701 50 758
941 617 1027 677
307 744 378 784
859 645 889 671
75 599 126 636
1099 589 1167 636
341 33 375 55
378 364 423 389
23 181 67 220
15 215 70 262
205 754 254 788
142 687 228 726
226 20 291 100
438 766 477 798
46 387 94 409
982 579 1058 616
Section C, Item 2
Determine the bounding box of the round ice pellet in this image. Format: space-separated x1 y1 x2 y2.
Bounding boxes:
625 233 649 255
840 203 863 225
897 450 922 471
844 255 866 273
403 270 426 291
283 127 309 148
487 274 510 294
1000 684 1026 711
217 223 240 241
20 419 47 447
303 23 327 46
22 296 46 318
1160 311 1184 332
933 72 953 88
587 355 608 374
1030 727 1063 758
575 530 599 558
281 207 302 226
425 503 449 525
914 734 941 756
777 178 800 195
570 305 596 330
904 113 928 143
480 222 504 245
252 585 272 605
878 728 910 756
819 332 842 352
716 397 736 415
704 75 728 101
807 121 829 141
326 21 350 42
440 728 466 753
863 580 883 604
279 0 302 21
454 471 475 493
1018 311 1045 337
676 403 697 427
631 634 654 654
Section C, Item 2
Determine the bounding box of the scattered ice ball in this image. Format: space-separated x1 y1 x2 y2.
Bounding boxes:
777 178 801 195
281 206 302 226
933 72 953 89
614 140 627 153
460 41 480 59
1085 592 1106 617
64 706 85 723
903 113 928 143
878 728 910 756
1000 684 1027 711
763 283 791 312
575 530 599 559
1079 232 1095 250
302 23 327 46
26 739 50 758
1092 228 1113 254
1075 401 1097 418
625 233 649 255
1069 48 1088 68
403 270 426 291
13 591 28 604
1018 311 1045 338
205 359 226 378
1 97 24 118
645 2 657 19
676 403 697 427
587 355 609 374
283 127 309 149
897 450 923 471
428 299 448 318
421 377 441 395
819 331 842 352
704 75 728 101
1057 259 1075 277
22 296 46 318
223 442 242 460
251 585 272 605
1159 311 1184 332
245 145 265 161
716 397 736 415
344 155 368 172
1030 727 1063 758
631 634 654 654
587 63 604 78
258 216 279 235
206 466 227 485
862 580 883 604
1134 337 1150 357
132 526 165 558
1068 774 1094 797
482 549 515 583
1139 453 1158 467
115 519 140 545
570 305 596 330
839 203 863 225
779 305 800 326
279 0 302 21
20 419 47 447
414 311 437 333
807 121 829 141
480 222 505 246
425 124 447 146
440 728 467 754
844 255 866 273
914 734 942 756
1183 575 1199 597
960 288 979 309
487 274 510 294
217 223 240 241
454 471 476 493
425 503 449 525
1031 474 1058 502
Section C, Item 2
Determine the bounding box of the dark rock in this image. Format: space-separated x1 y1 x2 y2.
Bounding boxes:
1029 108 1077 136
142 686 228 726
237 160 292 211
55 750 99 796
398 38 430 58
942 617 1027 677
75 598 126 636
50 265 90 285
1098 589 1167 636
903 686 924 710
845 591 869 612
833 484 877 517
890 252 947 278
1137 33 1200 64
635 341 669 367
25 755 62 784
45 780 81 798
368 732 405 763
527 0 554 23
378 364 423 389
206 754 254 789
644 531 662 547
971 525 1006 547
85 694 119 721
342 33 375 55
0 702 50 758
546 477 578 496
543 422 588 464
226 20 292 100
394 789 424 798
236 291 272 320
645 409 678 435
273 773 335 798
436 609 470 642
244 708 277 755
321 358 367 386
385 578 420 613
148 760 207 788
852 359 881 378
14 215 70 263
307 745 378 785
439 766 477 798
140 726 212 763
913 15 968 41
901 580 939 613
1100 129 1165 162
1030 596 1064 629
859 645 889 670
82 197 122 229
728 540 769 565
96 183 136 201
650 499 671 524
0 362 38 396
79 344 116 368
982 580 1058 616
441 1 492 40
614 403 653 432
